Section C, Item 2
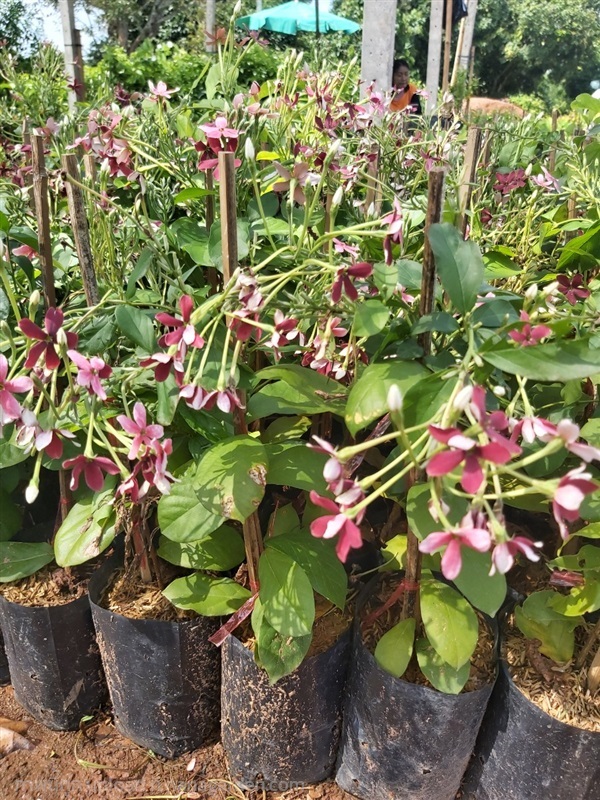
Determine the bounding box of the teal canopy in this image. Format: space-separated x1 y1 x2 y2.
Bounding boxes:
236 1 361 35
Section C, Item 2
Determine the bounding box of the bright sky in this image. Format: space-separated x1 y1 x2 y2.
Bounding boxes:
26 0 106 55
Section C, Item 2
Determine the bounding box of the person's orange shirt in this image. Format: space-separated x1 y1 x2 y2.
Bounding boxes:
390 83 419 112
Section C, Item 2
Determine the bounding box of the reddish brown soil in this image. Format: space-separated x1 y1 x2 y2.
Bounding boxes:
0 685 352 800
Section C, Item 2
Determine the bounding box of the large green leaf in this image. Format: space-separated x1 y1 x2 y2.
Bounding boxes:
452 549 506 617
402 374 454 428
481 339 600 382
262 415 311 444
345 361 427 436
427 223 484 314
54 482 117 567
267 529 347 609
248 381 330 419
514 591 581 663
548 579 600 617
420 579 479 669
0 489 22 541
258 548 315 637
194 436 268 522
0 439 29 468
0 542 54 582
353 300 390 338
374 618 415 678
253 365 347 414
252 598 312 684
163 573 251 616
264 442 327 492
157 478 225 542
157 525 245 571
415 636 470 694
380 534 408 571
115 305 156 353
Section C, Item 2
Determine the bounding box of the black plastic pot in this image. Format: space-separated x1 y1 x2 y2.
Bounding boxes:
0 591 106 729
0 627 10 685
335 624 495 800
460 659 600 800
221 630 351 787
88 558 221 758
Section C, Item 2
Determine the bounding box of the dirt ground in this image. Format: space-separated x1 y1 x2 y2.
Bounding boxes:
0 685 352 800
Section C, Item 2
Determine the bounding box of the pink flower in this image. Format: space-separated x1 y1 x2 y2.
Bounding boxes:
510 415 558 444
139 352 184 384
426 426 516 493
34 427 76 460
419 513 492 580
179 384 243 414
67 350 112 400
490 536 543 575
556 274 589 306
19 307 78 370
507 311 551 347
331 262 373 303
0 354 33 424
531 167 560 192
63 454 121 491
199 116 239 143
309 490 363 562
263 310 302 360
272 162 319 206
156 295 204 357
381 199 403 265
552 467 598 539
148 80 178 101
12 244 38 259
117 402 164 460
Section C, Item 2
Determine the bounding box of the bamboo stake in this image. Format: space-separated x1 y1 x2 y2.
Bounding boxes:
61 154 100 306
548 109 559 173
464 46 475 119
419 167 446 354
31 135 56 309
217 151 263 591
457 125 482 237
566 195 578 242
364 143 381 217
450 17 466 87
205 171 219 294
441 0 453 93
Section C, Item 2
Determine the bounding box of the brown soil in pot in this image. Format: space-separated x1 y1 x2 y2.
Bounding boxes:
361 573 496 692
504 619 600 733
102 566 196 622
0 565 91 607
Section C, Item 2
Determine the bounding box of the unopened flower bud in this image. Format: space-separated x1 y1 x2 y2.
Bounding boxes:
525 163 533 176
327 139 342 159
453 384 473 411
493 385 506 397
244 137 255 160
524 284 538 301
29 289 41 314
25 481 39 504
233 0 242 15
56 327 69 349
543 281 559 296
331 186 344 207
387 384 403 412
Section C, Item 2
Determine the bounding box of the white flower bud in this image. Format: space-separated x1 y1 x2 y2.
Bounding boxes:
331 186 344 207
525 163 533 176
453 384 473 411
29 289 41 312
327 138 342 159
493 385 506 397
387 384 403 412
244 137 255 160
543 281 559 296
524 284 538 300
233 0 242 15
25 482 39 504
56 327 69 348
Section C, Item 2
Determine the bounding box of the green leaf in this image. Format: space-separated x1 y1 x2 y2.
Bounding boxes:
115 305 156 353
428 223 484 314
415 636 470 694
208 219 249 272
262 415 311 444
156 374 180 425
411 312 459 335
0 439 29 468
0 209 9 233
473 299 519 328
581 419 600 447
374 618 415 678
248 381 331 419
267 529 347 609
573 522 600 539
173 187 214 203
157 525 245 571
406 484 468 541
54 481 117 567
194 436 268 522
157 477 225 542
420 579 479 669
372 261 400 299
252 597 312 684
353 300 390 337
267 504 301 537
0 489 22 541
381 534 408 571
0 542 54 582
548 579 600 617
264 442 327 492
482 339 600 382
402 374 454 428
452 549 506 617
515 591 581 663
163 573 251 615
253 365 347 413
79 314 117 354
259 548 315 637
345 361 427 436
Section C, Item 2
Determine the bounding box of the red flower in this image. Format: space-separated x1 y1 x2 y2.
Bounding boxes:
419 513 491 580
0 354 33 425
331 262 373 303
556 274 589 306
19 307 78 370
67 350 112 400
552 467 598 539
508 311 551 347
309 491 363 562
156 295 204 357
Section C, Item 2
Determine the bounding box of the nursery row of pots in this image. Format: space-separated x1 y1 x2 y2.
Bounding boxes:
1 554 597 800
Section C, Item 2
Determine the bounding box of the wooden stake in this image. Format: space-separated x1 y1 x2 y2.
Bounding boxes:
465 46 475 119
457 126 482 237
441 0 453 93
450 17 466 87
61 154 100 306
549 109 559 173
364 143 381 217
205 170 219 294
566 195 578 242
21 118 35 212
83 154 96 181
31 135 56 309
419 167 446 355
217 150 263 591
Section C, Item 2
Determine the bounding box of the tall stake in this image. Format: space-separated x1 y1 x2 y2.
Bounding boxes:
364 143 381 217
62 154 100 306
549 109 559 173
441 0 453 94
205 171 219 295
31 135 56 309
457 126 482 237
403 167 446 624
218 151 263 591
22 118 35 212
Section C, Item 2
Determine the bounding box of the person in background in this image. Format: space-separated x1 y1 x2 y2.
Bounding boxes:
390 59 421 114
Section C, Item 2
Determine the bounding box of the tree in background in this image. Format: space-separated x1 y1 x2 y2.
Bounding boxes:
0 0 42 57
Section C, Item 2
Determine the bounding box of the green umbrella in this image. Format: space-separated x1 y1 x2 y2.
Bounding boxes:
236 1 361 35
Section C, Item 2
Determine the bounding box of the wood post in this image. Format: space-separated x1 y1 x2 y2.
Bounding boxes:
425 0 444 114
61 154 100 306
549 109 559 172
217 150 263 591
21 118 35 211
360 0 398 98
59 0 82 110
419 167 446 355
464 47 476 119
205 171 218 294
441 0 453 94
205 0 216 53
457 126 482 237
450 17 466 88
364 143 381 217
83 154 96 182
31 135 56 309
72 29 86 103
